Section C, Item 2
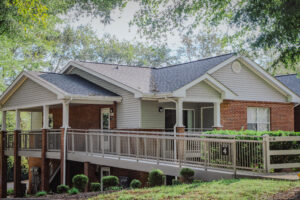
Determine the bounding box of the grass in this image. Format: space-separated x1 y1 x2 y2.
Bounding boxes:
91 179 300 200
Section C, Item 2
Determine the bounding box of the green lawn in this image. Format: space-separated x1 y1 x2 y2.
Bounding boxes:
91 179 300 200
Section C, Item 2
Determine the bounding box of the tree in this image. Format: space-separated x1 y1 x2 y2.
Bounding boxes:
177 32 227 62
132 0 300 70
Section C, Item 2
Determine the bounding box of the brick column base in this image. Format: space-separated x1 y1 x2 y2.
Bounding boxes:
14 130 22 197
0 131 7 198
41 129 49 191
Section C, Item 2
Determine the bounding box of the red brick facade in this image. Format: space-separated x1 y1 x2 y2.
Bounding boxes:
50 104 117 129
220 100 294 131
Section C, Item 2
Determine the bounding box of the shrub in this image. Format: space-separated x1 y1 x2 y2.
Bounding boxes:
68 187 80 195
102 176 119 189
106 186 122 191
35 191 47 197
90 182 101 192
148 169 165 187
72 174 89 192
172 179 181 186
130 179 142 189
7 189 14 195
57 184 70 194
180 168 195 183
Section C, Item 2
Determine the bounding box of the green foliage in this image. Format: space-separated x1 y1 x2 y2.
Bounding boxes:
90 182 101 192
35 191 47 197
172 179 181 186
133 0 300 70
57 184 70 194
148 169 165 187
106 186 122 191
205 130 300 137
7 189 14 195
180 168 195 183
102 176 119 190
130 179 142 189
72 174 89 192
68 187 79 195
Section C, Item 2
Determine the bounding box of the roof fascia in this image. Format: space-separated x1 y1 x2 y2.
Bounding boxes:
63 62 143 98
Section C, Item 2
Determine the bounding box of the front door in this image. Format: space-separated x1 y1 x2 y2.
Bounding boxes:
101 108 110 150
201 107 214 130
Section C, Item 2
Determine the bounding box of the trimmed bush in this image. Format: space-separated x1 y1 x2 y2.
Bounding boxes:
172 179 181 186
72 174 89 192
102 176 119 190
130 179 142 189
180 168 195 183
107 186 122 191
7 189 14 196
148 169 165 187
35 191 47 197
57 184 70 194
90 182 101 192
68 187 80 195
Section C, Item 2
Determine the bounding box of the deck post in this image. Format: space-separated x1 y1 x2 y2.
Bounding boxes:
61 101 69 185
84 162 91 192
263 134 270 173
60 128 65 185
41 129 49 191
13 129 22 197
0 130 7 198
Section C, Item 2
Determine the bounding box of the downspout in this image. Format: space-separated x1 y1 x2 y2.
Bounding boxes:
63 98 72 185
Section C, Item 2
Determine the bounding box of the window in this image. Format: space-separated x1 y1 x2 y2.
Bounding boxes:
247 107 270 131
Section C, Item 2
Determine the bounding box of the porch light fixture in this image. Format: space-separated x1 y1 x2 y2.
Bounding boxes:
158 106 164 113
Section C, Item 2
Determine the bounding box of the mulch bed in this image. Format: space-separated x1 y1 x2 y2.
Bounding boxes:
270 187 300 200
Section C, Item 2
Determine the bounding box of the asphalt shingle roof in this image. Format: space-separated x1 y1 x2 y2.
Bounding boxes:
73 53 236 93
276 74 300 96
38 73 119 96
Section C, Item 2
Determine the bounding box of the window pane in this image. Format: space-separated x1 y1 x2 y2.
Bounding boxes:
257 108 270 123
247 108 257 123
247 123 257 131
258 123 269 131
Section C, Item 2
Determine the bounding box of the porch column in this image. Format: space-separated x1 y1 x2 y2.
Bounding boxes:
41 105 49 191
213 102 222 129
14 109 22 197
61 102 69 185
84 162 92 192
0 111 7 198
175 98 185 161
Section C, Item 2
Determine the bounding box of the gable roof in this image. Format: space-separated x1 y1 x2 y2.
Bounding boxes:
38 72 119 97
63 53 236 94
276 74 300 96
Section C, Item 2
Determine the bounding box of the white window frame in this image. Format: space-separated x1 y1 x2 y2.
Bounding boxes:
247 107 270 131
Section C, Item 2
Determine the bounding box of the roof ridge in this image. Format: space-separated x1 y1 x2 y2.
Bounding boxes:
75 60 153 69
275 74 297 77
153 53 236 70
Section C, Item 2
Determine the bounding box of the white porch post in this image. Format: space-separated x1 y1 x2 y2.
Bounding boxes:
1 111 6 131
176 98 184 128
62 102 69 128
213 102 222 128
43 105 49 129
15 110 21 130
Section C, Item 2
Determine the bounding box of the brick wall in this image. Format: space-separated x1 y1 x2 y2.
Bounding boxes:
220 100 294 131
295 105 300 131
50 104 117 129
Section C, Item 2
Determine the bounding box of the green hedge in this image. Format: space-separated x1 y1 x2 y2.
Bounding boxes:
72 174 89 192
205 130 300 137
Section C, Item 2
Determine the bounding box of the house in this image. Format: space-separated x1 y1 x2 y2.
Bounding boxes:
276 74 300 131
0 53 299 197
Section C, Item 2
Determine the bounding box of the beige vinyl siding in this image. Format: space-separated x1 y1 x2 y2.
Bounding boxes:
212 62 287 102
141 101 202 129
3 79 57 109
31 112 43 130
186 81 220 100
69 68 141 128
